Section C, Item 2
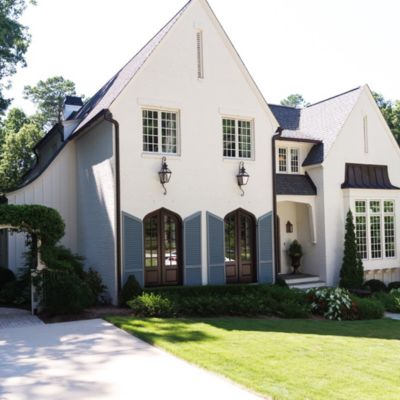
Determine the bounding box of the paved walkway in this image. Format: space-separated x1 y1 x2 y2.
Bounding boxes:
385 312 400 320
0 319 266 400
0 307 43 329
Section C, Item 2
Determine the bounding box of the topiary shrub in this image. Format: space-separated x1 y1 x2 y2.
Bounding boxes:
353 297 384 320
339 210 364 289
362 279 387 293
119 275 143 306
40 269 94 315
388 281 400 291
0 267 15 290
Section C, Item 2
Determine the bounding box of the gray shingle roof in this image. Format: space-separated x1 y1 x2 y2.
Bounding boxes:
72 0 192 133
270 87 363 165
268 105 300 130
276 173 317 196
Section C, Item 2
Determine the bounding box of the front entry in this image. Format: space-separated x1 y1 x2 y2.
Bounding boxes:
224 209 256 283
144 209 182 286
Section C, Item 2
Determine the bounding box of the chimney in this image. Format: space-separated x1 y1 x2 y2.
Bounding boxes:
63 96 83 120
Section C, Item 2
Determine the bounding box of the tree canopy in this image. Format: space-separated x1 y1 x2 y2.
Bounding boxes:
0 119 43 192
372 92 400 144
280 94 308 108
23 76 78 130
0 0 33 114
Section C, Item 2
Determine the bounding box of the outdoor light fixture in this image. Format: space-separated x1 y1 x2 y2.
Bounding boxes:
286 220 293 233
158 156 172 195
236 161 250 196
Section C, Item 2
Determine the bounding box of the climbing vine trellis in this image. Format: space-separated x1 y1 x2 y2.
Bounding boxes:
0 204 65 313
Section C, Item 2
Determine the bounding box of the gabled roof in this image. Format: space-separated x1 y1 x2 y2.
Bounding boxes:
72 0 192 133
270 87 363 165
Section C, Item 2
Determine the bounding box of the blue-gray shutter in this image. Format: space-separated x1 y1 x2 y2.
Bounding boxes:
183 212 202 286
122 213 144 287
258 212 274 283
207 212 225 285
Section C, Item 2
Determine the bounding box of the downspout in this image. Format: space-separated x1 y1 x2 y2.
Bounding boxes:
104 111 122 296
272 128 282 278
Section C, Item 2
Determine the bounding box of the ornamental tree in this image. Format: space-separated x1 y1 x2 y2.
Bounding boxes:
339 210 364 289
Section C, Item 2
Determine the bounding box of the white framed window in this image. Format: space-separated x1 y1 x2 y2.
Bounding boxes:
290 148 299 173
278 148 287 172
142 109 179 154
222 118 253 159
354 199 396 260
277 147 299 173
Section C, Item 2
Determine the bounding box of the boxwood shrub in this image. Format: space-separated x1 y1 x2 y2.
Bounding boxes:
128 284 310 318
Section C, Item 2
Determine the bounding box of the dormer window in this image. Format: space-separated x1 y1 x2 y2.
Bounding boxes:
277 147 299 173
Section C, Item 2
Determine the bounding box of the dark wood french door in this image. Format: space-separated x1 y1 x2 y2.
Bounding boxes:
144 209 182 286
224 209 256 283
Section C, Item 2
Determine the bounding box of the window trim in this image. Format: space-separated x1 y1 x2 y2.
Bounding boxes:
276 146 300 174
142 107 181 156
222 116 254 160
354 199 396 261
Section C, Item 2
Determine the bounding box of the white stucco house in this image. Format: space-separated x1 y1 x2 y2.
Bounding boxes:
4 0 400 302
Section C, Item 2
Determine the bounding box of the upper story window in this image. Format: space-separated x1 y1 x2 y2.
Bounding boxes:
277 147 299 173
143 109 178 154
222 118 252 159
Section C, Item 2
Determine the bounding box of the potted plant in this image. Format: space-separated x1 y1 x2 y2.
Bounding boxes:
288 240 303 274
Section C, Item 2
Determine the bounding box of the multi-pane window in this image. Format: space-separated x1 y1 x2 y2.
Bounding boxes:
278 148 287 172
290 149 299 172
384 201 395 258
142 109 178 154
222 118 252 159
354 199 396 260
355 201 368 259
277 147 299 173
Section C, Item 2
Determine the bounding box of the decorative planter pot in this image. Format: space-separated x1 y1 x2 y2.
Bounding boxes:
290 255 302 274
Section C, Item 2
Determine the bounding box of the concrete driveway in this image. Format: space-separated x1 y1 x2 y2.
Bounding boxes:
0 319 265 400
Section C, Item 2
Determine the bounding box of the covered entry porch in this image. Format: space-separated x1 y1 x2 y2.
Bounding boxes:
276 195 324 287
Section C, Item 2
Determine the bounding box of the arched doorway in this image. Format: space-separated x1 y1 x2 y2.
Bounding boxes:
224 209 256 283
143 208 182 286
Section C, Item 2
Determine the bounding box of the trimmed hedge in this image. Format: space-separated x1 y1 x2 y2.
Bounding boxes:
362 279 387 293
128 284 310 318
353 297 385 320
0 267 15 290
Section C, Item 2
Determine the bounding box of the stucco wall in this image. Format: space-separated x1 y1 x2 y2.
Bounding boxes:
7 142 78 274
110 0 277 284
75 120 117 302
323 87 400 285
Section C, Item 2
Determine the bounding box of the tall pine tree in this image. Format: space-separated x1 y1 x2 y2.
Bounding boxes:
339 210 364 289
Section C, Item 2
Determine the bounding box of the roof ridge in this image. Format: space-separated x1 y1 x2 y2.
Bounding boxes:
305 86 362 108
269 103 299 110
73 0 193 129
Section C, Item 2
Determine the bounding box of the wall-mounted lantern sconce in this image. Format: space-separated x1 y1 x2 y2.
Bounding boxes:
158 156 172 195
236 161 250 196
286 220 293 233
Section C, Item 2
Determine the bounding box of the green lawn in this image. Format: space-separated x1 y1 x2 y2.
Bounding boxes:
107 316 400 400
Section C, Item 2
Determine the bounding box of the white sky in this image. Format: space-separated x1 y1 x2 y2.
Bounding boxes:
5 0 400 115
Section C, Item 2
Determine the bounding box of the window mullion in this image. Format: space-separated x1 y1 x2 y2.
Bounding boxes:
235 120 239 158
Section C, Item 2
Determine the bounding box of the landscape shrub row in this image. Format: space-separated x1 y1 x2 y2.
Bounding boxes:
128 284 310 319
